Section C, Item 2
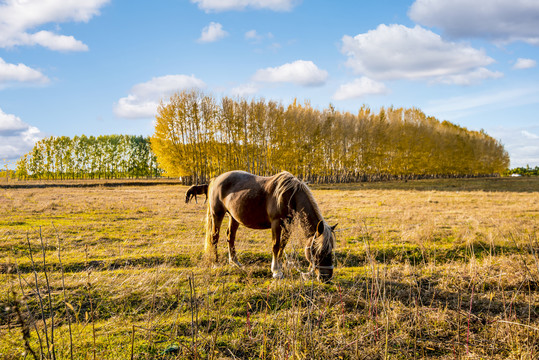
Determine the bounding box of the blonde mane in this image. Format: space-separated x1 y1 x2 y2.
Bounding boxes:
272 171 334 254
272 171 315 214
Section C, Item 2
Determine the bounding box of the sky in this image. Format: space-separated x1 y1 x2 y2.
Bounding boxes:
1 0 538 169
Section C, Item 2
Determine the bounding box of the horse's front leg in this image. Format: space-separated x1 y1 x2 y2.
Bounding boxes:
226 216 242 268
194 193 198 204
271 219 289 279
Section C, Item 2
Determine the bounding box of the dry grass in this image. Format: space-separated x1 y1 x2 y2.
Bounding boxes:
0 177 538 359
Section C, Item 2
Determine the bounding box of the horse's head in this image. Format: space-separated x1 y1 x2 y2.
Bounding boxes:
305 221 337 282
185 189 192 203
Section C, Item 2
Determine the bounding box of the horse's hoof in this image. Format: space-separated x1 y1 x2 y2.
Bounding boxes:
301 272 314 281
229 259 243 268
272 271 284 279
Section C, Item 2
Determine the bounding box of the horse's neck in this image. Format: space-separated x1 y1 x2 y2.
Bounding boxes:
295 190 322 237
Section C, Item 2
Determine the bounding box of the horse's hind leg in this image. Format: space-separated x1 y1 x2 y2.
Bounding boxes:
226 216 242 267
207 211 224 263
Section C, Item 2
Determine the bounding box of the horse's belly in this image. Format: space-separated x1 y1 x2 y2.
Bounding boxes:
228 208 271 229
223 195 271 229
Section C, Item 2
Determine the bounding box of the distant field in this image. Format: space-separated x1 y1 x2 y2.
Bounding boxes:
1 177 538 359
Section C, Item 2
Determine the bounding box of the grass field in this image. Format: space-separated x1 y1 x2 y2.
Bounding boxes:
1 177 538 359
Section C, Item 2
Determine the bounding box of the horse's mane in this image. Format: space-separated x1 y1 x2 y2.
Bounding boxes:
273 171 312 213
272 171 334 254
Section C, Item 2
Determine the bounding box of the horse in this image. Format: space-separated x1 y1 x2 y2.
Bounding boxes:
204 170 337 282
185 184 209 204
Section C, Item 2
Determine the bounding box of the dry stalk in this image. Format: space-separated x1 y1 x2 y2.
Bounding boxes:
14 251 44 357
38 227 56 360
528 233 539 281
11 289 38 360
85 245 96 360
209 283 225 360
7 254 38 360
503 228 537 283
26 230 51 360
188 273 198 358
466 282 475 356
130 324 135 360
494 319 539 332
53 223 73 360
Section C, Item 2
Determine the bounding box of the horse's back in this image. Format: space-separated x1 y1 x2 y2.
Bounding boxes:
209 171 273 229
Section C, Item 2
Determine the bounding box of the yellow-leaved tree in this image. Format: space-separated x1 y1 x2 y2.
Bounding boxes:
150 90 509 184
150 90 218 183
151 93 190 178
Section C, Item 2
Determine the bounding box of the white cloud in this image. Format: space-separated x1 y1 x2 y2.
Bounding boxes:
0 57 49 87
268 42 281 52
26 31 88 51
198 22 228 43
114 75 206 119
341 24 501 85
245 30 274 43
245 30 259 40
0 0 109 51
489 127 539 168
422 87 539 167
522 130 539 140
436 67 503 86
191 0 298 12
513 58 537 70
230 83 258 97
423 87 539 120
409 0 539 45
252 60 328 87
333 77 389 100
0 108 44 161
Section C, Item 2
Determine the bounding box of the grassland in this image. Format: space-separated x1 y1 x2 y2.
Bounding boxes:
0 177 538 359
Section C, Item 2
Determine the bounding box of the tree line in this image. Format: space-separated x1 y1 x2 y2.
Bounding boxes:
16 135 162 180
13 90 510 183
151 90 509 183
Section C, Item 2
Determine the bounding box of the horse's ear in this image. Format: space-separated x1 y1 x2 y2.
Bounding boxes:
331 224 338 231
316 221 324 236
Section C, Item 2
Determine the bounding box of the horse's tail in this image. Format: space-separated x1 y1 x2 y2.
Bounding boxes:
204 181 214 254
204 204 213 254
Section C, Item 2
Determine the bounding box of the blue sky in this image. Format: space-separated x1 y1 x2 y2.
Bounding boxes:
1 0 538 169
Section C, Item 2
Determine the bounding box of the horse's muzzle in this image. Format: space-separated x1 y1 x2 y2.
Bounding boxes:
318 269 333 283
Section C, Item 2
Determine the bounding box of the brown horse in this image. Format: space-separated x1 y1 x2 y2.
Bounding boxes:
205 171 337 281
185 184 208 204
